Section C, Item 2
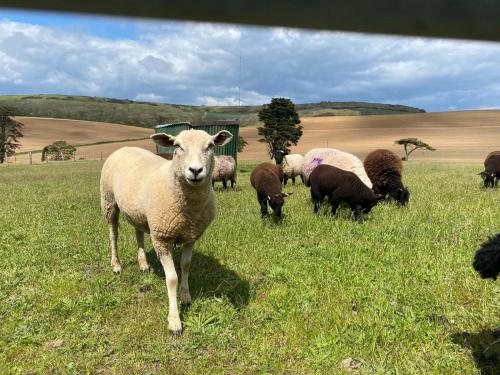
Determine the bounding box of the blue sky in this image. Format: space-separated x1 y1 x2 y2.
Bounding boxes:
1 9 500 112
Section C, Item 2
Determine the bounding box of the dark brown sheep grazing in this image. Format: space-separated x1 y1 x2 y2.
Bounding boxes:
364 149 409 206
479 151 500 188
309 164 381 223
250 163 290 218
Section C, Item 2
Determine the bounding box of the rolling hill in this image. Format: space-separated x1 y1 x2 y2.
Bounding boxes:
8 109 500 164
0 94 424 128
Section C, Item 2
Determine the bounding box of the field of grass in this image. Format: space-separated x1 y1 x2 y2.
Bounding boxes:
1 160 498 374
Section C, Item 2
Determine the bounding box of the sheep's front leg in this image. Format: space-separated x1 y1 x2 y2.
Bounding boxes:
329 197 340 216
258 193 268 217
180 243 194 306
136 229 150 273
353 205 363 223
108 213 122 274
152 237 182 335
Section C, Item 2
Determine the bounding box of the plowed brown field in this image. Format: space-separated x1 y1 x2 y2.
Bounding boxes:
11 110 500 164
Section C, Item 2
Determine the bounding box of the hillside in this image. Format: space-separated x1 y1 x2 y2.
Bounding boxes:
239 110 500 161
8 110 500 165
0 95 424 128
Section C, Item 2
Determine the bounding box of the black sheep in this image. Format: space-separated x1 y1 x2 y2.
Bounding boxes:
250 163 290 218
309 164 382 223
473 233 500 280
479 151 500 188
364 149 409 206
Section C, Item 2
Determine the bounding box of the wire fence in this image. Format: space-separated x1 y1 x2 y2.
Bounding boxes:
4 151 108 165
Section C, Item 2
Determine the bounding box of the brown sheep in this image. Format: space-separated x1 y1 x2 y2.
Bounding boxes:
479 151 500 188
309 164 381 223
364 149 409 206
250 163 290 218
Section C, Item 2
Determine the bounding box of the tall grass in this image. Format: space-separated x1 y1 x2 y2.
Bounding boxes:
0 160 498 374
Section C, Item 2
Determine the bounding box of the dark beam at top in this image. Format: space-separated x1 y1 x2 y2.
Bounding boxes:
0 1 499 42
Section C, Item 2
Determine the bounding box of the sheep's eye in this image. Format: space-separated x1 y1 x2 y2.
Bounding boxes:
174 144 184 151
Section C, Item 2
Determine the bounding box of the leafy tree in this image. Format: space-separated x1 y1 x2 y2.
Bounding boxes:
237 135 248 153
395 138 436 160
41 141 77 161
0 107 23 163
257 98 302 156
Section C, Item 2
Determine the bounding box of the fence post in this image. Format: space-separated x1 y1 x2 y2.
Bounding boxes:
73 151 76 161
29 152 32 165
46 152 48 163
100 152 103 161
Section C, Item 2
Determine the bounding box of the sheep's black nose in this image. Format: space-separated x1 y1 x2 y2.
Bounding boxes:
189 167 203 177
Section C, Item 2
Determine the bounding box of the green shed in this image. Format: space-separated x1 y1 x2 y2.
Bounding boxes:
154 120 240 162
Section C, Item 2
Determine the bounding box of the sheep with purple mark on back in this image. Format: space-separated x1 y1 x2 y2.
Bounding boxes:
302 148 372 188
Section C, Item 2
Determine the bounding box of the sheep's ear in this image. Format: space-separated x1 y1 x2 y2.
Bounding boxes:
212 131 233 146
282 192 293 197
151 133 176 147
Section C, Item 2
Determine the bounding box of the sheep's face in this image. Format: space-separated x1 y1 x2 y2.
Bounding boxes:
362 195 384 214
390 187 410 206
267 192 292 217
479 171 494 188
151 129 232 186
271 150 286 164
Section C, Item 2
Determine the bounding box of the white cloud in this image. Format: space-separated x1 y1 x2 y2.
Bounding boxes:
1 17 500 111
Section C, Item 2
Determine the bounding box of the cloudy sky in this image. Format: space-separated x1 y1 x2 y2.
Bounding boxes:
1 9 500 112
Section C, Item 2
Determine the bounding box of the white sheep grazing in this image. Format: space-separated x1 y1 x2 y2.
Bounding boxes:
212 155 237 189
100 129 232 335
302 148 372 188
272 151 304 185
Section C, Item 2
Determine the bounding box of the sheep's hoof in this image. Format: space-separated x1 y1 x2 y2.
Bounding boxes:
139 264 150 273
168 317 183 336
180 290 192 306
112 263 122 274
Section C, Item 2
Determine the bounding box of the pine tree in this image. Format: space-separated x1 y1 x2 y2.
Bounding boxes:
257 98 302 156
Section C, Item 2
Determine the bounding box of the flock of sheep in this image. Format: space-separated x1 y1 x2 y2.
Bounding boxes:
248 147 408 223
100 128 500 335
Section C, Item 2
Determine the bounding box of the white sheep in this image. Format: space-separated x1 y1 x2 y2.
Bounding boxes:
302 148 372 188
271 150 304 185
212 155 237 189
100 129 232 335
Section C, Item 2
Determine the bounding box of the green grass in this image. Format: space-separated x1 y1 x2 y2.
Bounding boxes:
0 160 498 374
0 94 425 128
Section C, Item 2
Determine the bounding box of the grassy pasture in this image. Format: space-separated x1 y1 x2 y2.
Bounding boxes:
0 160 498 374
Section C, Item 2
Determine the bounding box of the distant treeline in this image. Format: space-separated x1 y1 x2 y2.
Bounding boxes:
0 95 425 128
